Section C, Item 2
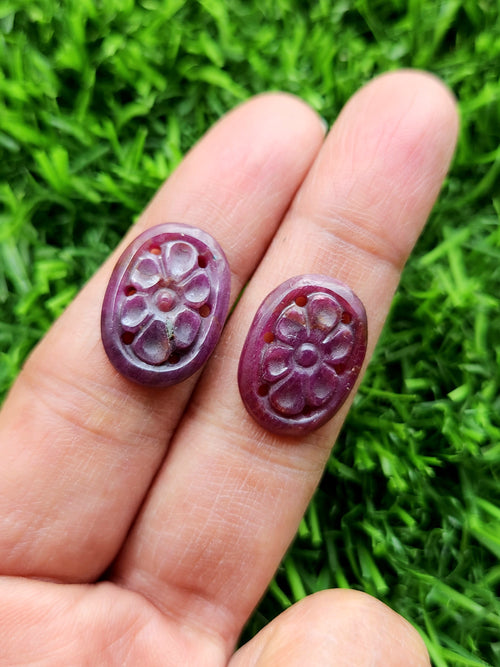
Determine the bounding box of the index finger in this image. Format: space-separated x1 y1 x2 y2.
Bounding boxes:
0 94 326 581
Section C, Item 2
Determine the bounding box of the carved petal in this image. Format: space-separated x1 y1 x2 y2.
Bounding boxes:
262 345 293 382
165 241 197 280
173 308 201 349
120 295 149 329
132 318 171 365
307 295 341 339
275 306 307 346
183 271 211 307
131 257 161 290
269 371 305 416
306 365 337 408
323 326 354 364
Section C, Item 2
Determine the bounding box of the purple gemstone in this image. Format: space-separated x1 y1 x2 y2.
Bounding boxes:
101 223 230 386
238 275 367 436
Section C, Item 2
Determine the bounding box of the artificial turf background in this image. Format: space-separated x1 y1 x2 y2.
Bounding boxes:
1 1 499 664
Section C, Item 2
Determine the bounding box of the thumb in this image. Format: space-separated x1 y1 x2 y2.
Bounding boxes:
230 589 430 666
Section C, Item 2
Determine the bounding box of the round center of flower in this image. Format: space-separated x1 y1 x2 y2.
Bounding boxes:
156 288 177 312
295 342 319 368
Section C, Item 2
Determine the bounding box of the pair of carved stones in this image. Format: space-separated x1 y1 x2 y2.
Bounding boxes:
101 223 367 436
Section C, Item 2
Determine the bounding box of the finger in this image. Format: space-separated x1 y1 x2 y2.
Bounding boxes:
114 71 458 652
0 94 326 581
230 590 430 667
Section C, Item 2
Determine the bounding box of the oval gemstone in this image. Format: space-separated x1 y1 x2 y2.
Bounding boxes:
101 223 230 386
237 275 367 436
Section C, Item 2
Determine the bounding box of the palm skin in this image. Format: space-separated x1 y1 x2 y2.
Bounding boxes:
0 71 457 666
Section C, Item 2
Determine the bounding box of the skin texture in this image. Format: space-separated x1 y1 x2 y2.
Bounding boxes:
0 71 457 665
238 275 367 435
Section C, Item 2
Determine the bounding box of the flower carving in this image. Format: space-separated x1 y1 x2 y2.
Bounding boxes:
261 294 355 417
119 240 211 366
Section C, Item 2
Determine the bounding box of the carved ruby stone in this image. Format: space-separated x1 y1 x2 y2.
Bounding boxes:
238 275 367 436
101 223 230 386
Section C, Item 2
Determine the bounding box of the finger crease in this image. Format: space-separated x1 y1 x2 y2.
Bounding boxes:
311 211 408 274
17 363 160 452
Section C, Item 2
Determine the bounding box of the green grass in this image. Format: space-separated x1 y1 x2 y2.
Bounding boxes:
1 0 499 664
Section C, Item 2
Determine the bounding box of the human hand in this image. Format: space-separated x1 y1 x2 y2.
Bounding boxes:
0 70 457 665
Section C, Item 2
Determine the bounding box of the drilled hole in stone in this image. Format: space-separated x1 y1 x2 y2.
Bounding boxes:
198 255 208 268
121 331 135 345
149 245 161 255
168 353 180 364
341 311 352 324
125 285 137 296
263 331 275 343
295 295 308 307
257 384 269 397
199 304 211 318
302 405 312 416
